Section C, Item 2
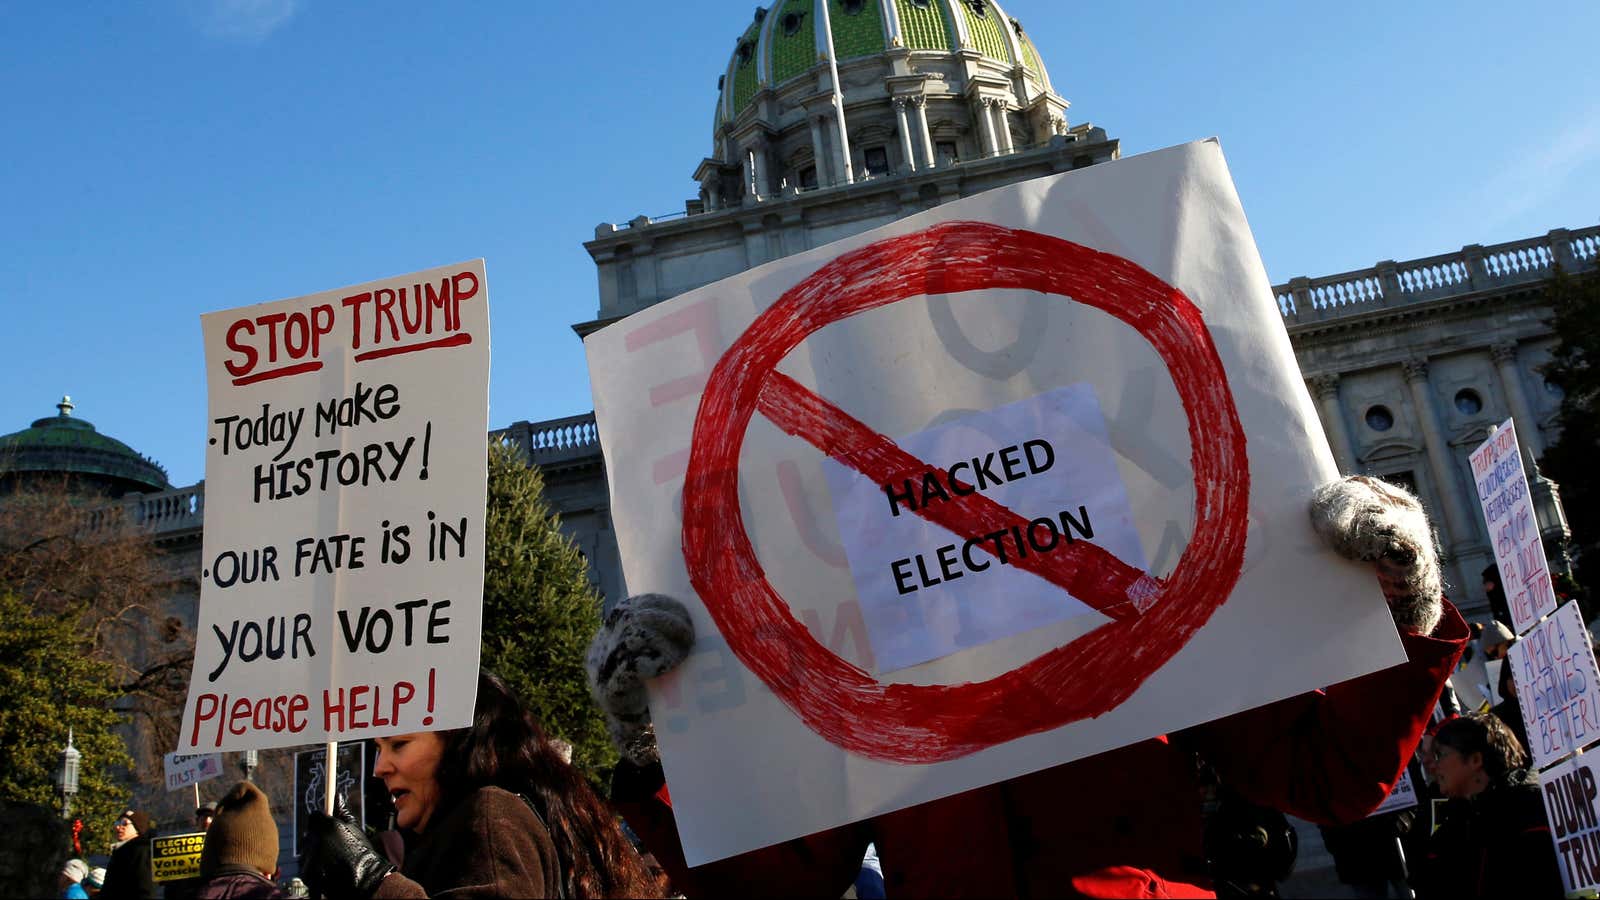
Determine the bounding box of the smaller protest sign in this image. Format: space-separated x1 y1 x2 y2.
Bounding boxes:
1539 753 1600 897
150 832 205 883
1470 419 1558 635
292 742 366 856
163 752 223 792
1370 768 1418 817
1508 602 1600 770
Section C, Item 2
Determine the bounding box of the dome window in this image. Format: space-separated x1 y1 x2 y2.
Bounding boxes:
737 41 755 67
966 0 989 17
1454 389 1483 416
842 0 866 14
912 0 932 6
1365 405 1395 432
782 11 805 34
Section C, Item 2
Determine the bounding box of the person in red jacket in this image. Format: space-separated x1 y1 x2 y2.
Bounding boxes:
587 475 1468 898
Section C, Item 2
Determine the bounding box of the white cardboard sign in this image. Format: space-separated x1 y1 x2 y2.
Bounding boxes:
1509 601 1600 770
179 261 490 751
1539 753 1600 896
1470 419 1558 635
1370 768 1418 817
163 752 223 792
585 141 1403 865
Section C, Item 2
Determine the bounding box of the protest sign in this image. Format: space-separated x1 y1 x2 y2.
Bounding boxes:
151 832 205 882
179 261 489 752
1370 768 1418 817
293 741 366 856
1508 601 1600 769
585 140 1405 864
1470 419 1558 635
1540 753 1600 896
163 752 223 792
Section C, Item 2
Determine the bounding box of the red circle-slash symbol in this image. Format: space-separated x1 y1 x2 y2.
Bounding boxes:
682 222 1249 764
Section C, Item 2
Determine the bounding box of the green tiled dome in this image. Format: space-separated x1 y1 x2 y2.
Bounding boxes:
719 0 1049 119
0 397 169 497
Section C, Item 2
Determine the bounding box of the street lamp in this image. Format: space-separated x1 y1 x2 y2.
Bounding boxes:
240 749 258 783
56 729 81 820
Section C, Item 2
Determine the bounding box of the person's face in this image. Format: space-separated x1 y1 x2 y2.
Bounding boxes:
1420 734 1439 781
1434 742 1487 798
374 732 447 832
113 816 138 842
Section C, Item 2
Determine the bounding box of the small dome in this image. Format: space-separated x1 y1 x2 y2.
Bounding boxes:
0 396 170 497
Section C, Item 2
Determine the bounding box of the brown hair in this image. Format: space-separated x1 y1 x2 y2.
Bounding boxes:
436 671 657 898
1434 712 1527 781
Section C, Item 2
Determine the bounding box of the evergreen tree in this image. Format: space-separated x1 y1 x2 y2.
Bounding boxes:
1540 265 1600 598
481 442 616 780
0 590 132 847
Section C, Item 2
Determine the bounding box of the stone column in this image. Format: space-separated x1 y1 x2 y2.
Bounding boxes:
1489 342 1545 466
913 97 935 168
1308 374 1357 473
993 100 1015 154
893 99 917 172
808 115 832 186
750 139 769 199
976 97 998 157
1403 359 1478 570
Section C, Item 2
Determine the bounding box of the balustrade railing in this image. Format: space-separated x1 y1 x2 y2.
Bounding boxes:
1276 225 1599 323
492 413 601 466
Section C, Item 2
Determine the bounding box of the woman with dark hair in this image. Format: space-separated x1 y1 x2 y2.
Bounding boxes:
300 671 658 899
1412 712 1562 898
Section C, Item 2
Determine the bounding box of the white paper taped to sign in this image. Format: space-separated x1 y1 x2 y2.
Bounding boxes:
163 752 223 792
1470 419 1558 635
179 261 490 752
825 382 1147 672
585 140 1404 865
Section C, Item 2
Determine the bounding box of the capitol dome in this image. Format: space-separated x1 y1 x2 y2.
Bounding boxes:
696 0 1089 209
0 396 170 498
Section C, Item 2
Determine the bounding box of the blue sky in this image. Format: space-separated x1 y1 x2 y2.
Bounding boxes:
4 0 1597 487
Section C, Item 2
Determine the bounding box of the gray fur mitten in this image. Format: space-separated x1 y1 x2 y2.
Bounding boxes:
585 593 695 766
1309 475 1445 635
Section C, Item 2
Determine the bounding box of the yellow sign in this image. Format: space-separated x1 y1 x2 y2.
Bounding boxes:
150 831 206 883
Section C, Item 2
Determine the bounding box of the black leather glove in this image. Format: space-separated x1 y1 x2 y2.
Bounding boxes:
300 799 395 899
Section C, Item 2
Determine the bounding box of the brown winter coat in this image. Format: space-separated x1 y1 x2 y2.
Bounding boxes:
373 785 562 899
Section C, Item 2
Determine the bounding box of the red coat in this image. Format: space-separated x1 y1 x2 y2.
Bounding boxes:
615 603 1468 898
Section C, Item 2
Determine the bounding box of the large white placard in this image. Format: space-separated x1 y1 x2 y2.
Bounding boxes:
1509 601 1600 770
585 140 1403 865
1470 419 1559 635
179 261 489 751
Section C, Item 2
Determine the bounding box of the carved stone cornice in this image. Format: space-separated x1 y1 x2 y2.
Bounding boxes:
1401 358 1430 383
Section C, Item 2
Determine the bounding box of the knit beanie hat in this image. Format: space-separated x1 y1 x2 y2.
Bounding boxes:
121 808 153 835
199 782 279 878
62 859 88 883
85 868 106 890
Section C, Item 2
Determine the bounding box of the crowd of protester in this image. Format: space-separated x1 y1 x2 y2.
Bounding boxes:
0 479 1583 898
